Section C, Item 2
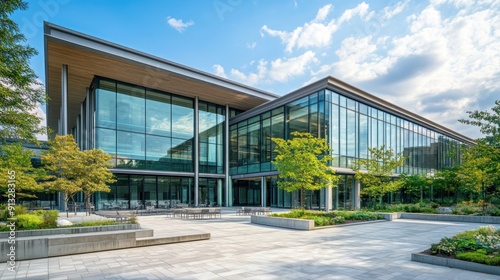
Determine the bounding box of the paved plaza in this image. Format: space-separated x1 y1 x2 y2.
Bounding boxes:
1 209 499 280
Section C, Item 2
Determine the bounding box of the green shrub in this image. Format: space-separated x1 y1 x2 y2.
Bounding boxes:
430 237 458 256
77 220 116 227
456 250 500 266
332 216 345 224
16 214 44 230
311 216 331 226
42 210 59 228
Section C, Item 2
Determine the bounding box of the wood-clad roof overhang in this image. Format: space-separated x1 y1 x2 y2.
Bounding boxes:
44 22 278 138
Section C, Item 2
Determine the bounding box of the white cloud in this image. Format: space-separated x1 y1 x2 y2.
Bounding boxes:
167 17 194 32
213 64 227 78
260 2 375 53
269 51 318 82
338 2 371 24
381 0 410 20
314 4 333 22
228 52 317 86
247 42 257 49
331 36 395 81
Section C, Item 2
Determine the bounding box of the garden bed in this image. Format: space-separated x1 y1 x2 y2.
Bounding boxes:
252 210 385 230
413 226 500 275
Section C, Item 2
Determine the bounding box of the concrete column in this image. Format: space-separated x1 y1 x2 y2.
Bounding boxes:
326 186 333 211
194 96 199 206
85 88 90 150
61 64 68 135
80 102 84 149
261 177 266 207
217 179 223 206
228 178 233 207
354 179 361 210
224 104 230 207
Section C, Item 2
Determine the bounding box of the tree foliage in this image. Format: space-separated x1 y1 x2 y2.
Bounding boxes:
399 173 429 202
0 0 47 142
458 141 500 201
459 100 500 145
78 149 115 215
272 132 338 208
41 135 82 217
42 135 115 216
352 145 405 204
0 142 44 198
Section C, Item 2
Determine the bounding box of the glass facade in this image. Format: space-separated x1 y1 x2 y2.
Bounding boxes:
94 78 195 172
80 77 230 209
229 88 469 209
230 89 465 176
68 76 471 210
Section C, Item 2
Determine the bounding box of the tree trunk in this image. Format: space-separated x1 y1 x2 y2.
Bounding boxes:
65 198 69 218
301 187 306 209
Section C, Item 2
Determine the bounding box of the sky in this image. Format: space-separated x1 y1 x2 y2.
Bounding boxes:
11 0 500 140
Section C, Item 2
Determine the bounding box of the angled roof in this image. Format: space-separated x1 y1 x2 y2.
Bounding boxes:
44 22 278 137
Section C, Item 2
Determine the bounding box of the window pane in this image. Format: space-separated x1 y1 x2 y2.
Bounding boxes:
96 80 116 129
146 89 171 137
117 83 145 133
171 96 194 139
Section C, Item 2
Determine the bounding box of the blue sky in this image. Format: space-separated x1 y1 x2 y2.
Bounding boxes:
12 0 499 140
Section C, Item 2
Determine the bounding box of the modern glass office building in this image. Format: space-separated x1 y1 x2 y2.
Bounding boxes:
44 23 475 211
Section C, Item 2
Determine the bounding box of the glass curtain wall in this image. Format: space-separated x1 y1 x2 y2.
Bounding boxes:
230 88 465 177
94 77 194 172
198 102 225 174
100 175 196 210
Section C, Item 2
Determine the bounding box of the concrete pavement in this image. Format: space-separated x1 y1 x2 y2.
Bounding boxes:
1 209 499 279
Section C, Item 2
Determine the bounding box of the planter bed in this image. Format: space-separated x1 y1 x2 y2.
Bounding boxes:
251 215 387 231
412 252 500 275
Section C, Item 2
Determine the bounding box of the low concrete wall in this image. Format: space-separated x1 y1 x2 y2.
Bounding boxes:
0 227 209 262
1 229 139 262
378 213 401 221
136 233 210 246
400 213 500 224
0 224 141 238
412 253 500 275
251 215 314 230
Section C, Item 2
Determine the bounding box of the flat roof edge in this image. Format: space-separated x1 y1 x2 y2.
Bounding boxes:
43 22 278 101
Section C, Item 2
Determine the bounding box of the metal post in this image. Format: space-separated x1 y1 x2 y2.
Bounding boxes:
61 64 68 135
194 96 199 206
225 104 230 207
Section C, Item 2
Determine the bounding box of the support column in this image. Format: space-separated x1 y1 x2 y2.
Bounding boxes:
59 64 68 213
85 88 90 150
194 96 199 207
61 64 68 135
80 103 84 149
228 179 233 207
261 177 266 207
326 186 333 211
217 179 223 206
354 179 361 210
224 104 230 207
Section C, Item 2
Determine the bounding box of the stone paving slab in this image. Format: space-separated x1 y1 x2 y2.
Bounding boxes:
1 209 500 279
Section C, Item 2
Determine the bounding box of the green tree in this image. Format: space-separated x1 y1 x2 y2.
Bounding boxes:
399 173 429 203
0 142 44 198
77 149 115 215
433 168 461 204
459 100 500 146
352 145 405 205
41 135 82 217
458 141 500 204
0 0 47 142
272 132 338 208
